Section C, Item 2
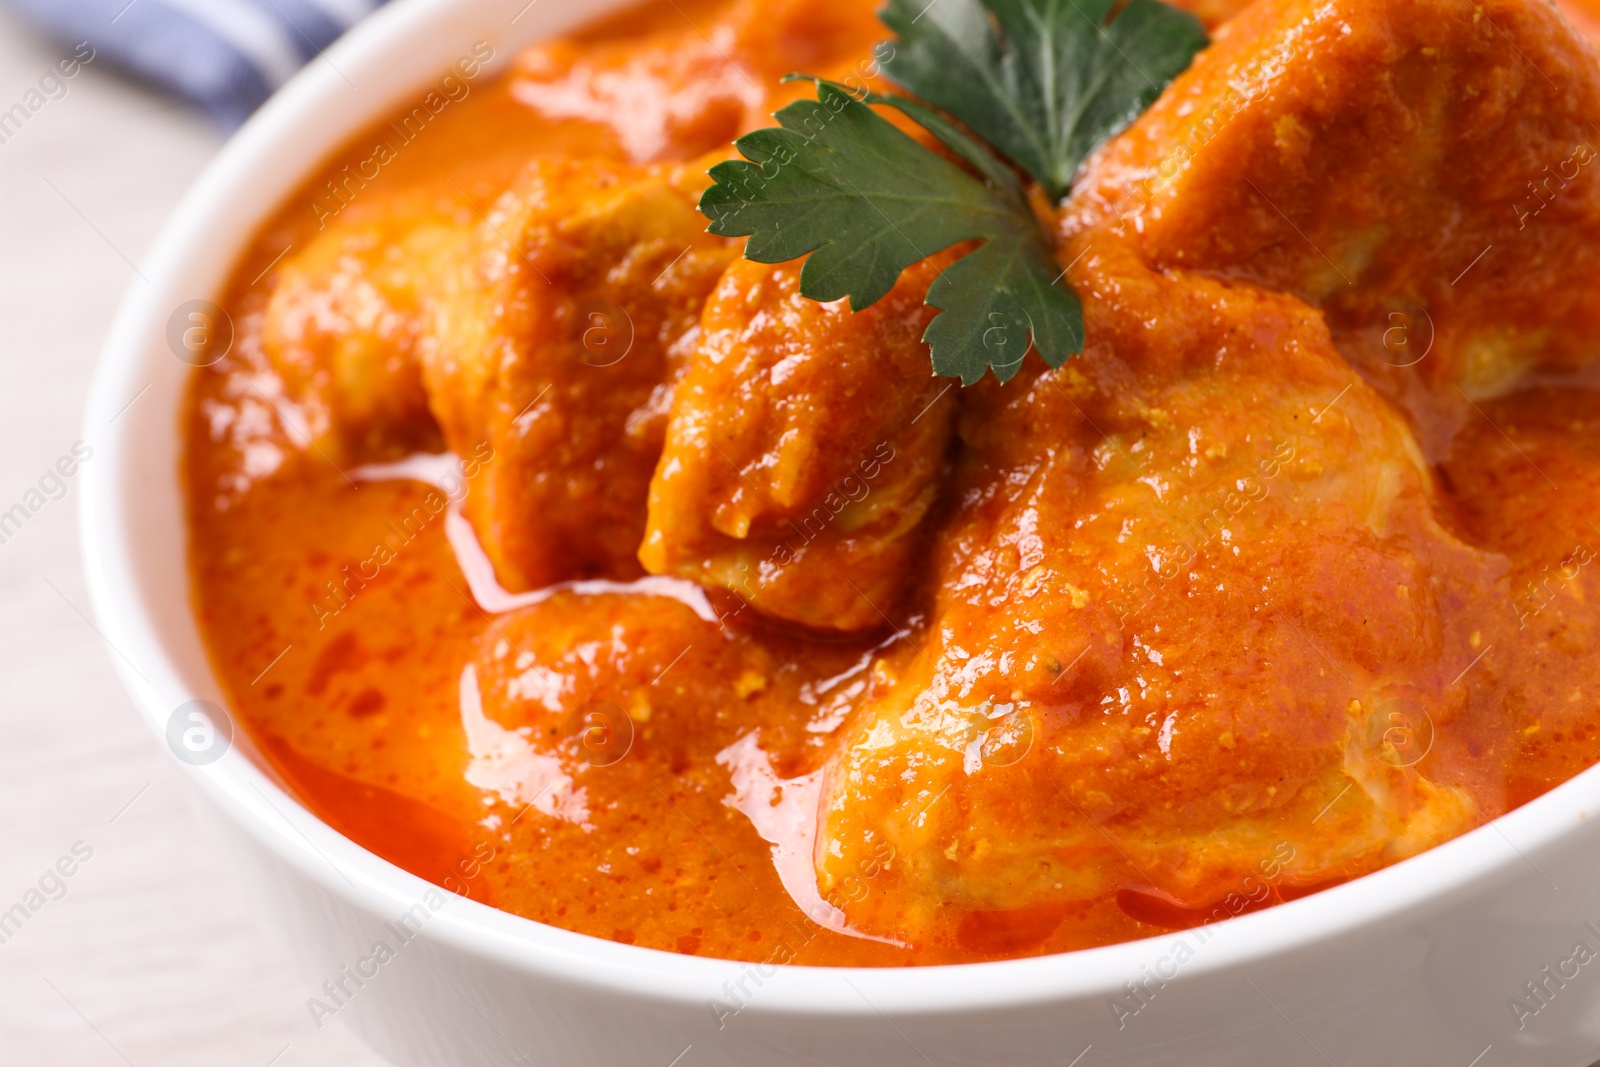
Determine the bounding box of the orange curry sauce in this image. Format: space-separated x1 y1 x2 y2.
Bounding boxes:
187 0 1600 965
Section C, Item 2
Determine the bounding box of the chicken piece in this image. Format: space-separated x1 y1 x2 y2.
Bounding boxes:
639 257 957 633
510 0 885 164
422 157 738 590
460 588 884 959
1067 0 1600 411
467 589 775 798
467 587 867 782
815 243 1510 950
1441 386 1600 801
261 197 462 461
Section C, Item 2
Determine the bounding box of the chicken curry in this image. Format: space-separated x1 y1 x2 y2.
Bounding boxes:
186 0 1600 965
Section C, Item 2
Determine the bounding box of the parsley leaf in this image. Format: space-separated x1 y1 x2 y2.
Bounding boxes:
697 0 1207 384
699 80 1081 384
880 0 1209 200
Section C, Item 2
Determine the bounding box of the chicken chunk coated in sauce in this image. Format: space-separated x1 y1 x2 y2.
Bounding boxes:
458 588 885 956
815 244 1511 948
1068 0 1600 422
422 157 737 589
261 196 462 462
640 257 958 633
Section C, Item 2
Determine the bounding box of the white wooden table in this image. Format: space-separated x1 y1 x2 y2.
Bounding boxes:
0 14 389 1065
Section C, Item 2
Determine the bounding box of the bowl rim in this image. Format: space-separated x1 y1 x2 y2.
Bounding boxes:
77 0 1600 1019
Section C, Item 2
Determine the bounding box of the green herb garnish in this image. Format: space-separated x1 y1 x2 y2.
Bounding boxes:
880 0 1210 201
698 0 1207 385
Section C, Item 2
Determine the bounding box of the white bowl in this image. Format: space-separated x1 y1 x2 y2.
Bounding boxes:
79 1 1600 1063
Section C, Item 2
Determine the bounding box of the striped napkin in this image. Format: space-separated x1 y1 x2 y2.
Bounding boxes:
1 0 387 128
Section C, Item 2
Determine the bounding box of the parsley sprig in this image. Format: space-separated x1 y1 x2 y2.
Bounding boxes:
881 0 1209 201
699 0 1207 385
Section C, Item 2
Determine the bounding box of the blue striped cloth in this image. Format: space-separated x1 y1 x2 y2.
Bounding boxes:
2 0 387 128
